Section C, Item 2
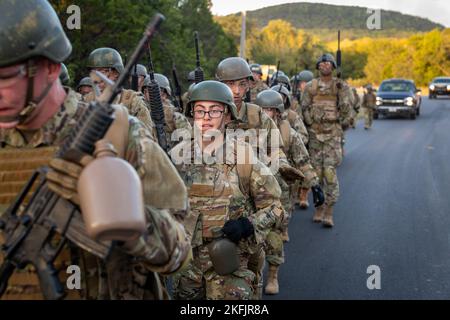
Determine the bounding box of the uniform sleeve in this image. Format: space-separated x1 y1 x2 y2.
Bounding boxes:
130 94 156 139
300 84 313 127
121 120 191 275
247 159 285 244
338 81 353 128
289 129 318 188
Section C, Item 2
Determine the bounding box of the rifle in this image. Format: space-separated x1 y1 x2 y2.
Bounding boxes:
131 64 139 91
147 45 169 152
272 60 281 87
171 64 184 113
194 31 204 83
336 30 342 79
292 63 300 103
0 13 165 300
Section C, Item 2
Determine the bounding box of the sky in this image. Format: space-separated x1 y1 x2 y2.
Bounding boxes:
210 0 450 27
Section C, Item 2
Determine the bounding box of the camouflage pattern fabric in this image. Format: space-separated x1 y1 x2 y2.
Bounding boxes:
83 89 155 137
170 137 284 300
250 80 269 103
362 91 377 129
301 77 352 206
0 89 190 300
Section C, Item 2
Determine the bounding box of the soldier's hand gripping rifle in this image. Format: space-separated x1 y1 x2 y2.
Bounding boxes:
0 14 165 300
172 64 184 113
147 45 169 152
194 31 204 83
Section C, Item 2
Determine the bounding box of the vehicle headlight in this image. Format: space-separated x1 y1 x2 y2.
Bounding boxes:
447 85 450 91
405 97 414 106
375 97 382 106
429 84 435 91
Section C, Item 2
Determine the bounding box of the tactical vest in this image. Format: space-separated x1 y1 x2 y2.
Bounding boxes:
286 109 298 128
364 93 377 108
310 78 339 124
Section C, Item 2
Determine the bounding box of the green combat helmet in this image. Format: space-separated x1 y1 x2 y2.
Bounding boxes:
249 63 263 76
187 70 195 83
298 70 314 83
186 80 239 120
87 48 124 74
316 53 337 69
255 90 285 113
272 74 291 91
0 0 72 124
143 73 172 96
59 63 70 86
135 64 148 77
270 84 291 109
76 77 93 91
216 57 254 82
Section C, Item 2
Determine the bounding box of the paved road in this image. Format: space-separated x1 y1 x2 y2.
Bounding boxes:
265 97 450 299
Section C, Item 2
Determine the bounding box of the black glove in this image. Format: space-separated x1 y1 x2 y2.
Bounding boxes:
311 185 325 207
222 217 254 243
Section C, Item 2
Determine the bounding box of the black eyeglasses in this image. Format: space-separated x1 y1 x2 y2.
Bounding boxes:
193 110 224 119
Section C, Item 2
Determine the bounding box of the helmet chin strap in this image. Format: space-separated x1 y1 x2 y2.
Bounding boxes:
0 59 54 125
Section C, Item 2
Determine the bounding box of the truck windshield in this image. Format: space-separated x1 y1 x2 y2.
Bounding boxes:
379 82 413 92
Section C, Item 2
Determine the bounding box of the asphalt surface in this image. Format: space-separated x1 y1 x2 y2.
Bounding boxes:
264 96 450 299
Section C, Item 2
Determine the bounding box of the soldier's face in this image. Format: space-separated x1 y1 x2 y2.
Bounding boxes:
300 81 307 92
91 68 119 93
193 101 226 135
223 79 249 105
262 108 277 120
252 72 261 81
78 85 92 96
318 62 333 76
0 60 60 128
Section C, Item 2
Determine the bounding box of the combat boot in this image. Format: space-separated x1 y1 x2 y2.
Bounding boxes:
322 206 334 228
312 205 325 223
281 229 289 242
298 188 309 209
264 265 279 295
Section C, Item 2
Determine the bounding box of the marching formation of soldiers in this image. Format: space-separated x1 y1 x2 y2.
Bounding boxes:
0 0 377 300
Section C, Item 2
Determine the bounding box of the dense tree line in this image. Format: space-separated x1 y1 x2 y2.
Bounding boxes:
51 0 237 89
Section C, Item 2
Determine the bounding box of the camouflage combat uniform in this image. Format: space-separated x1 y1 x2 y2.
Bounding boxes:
0 89 191 299
301 77 352 208
350 87 361 128
362 89 377 129
170 137 284 300
83 89 155 136
250 80 269 103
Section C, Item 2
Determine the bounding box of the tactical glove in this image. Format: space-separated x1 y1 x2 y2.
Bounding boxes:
278 165 305 183
46 156 93 205
311 184 325 208
222 217 254 243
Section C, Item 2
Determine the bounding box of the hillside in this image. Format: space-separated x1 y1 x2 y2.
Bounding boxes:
227 2 444 40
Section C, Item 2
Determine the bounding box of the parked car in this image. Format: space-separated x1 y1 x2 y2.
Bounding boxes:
374 79 421 120
429 77 450 99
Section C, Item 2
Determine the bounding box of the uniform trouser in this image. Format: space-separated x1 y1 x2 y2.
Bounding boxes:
172 243 255 300
364 108 374 128
308 135 342 206
248 246 265 299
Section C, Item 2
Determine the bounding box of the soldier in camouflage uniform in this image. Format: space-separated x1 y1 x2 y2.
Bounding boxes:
0 0 191 300
131 64 148 92
249 63 269 103
271 84 310 211
362 84 377 130
170 81 285 300
350 87 361 129
295 70 315 117
142 74 192 149
83 48 155 135
255 90 323 295
300 53 352 228
215 57 296 299
76 77 94 98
